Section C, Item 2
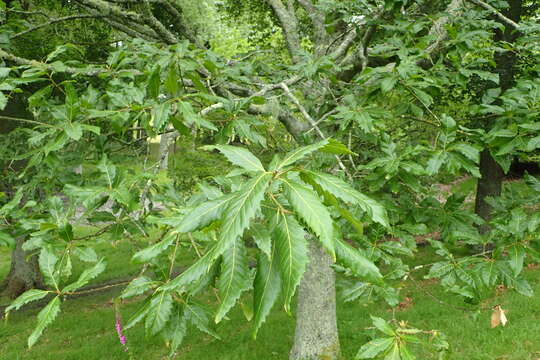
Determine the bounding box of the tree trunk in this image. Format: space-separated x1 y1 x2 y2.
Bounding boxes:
474 0 522 235
474 150 504 234
1 237 45 299
290 240 340 360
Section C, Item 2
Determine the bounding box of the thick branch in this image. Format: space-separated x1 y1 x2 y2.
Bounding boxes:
297 0 328 55
12 15 105 39
417 0 464 69
141 0 179 44
266 0 303 63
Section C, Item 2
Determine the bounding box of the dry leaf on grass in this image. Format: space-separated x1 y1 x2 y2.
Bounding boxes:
491 305 508 328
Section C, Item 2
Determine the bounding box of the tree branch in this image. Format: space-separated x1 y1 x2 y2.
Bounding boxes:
266 0 303 63
417 0 464 69
140 0 179 44
297 0 328 55
280 82 352 179
466 0 520 29
11 15 105 39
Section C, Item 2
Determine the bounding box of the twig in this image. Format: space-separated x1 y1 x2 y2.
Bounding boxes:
280 82 353 180
11 15 105 39
466 0 520 29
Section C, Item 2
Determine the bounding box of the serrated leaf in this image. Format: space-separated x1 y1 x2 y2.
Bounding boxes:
251 223 272 258
121 276 160 299
275 139 329 170
147 66 161 99
427 151 446 175
451 143 480 163
133 234 175 263
356 337 394 359
145 292 173 335
215 240 251 323
73 246 98 263
6 289 50 313
185 302 221 339
371 316 395 336
253 249 281 338
203 145 265 172
508 245 525 277
160 244 220 292
65 122 83 141
320 139 356 155
175 194 235 233
283 179 334 258
28 296 61 348
304 171 389 227
384 342 401 360
214 172 272 256
39 247 58 288
62 259 106 293
152 102 171 132
273 213 308 313
335 239 382 281
163 305 187 357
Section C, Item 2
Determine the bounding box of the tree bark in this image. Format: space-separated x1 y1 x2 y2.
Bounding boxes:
474 0 522 235
474 150 504 234
1 237 45 299
290 240 339 360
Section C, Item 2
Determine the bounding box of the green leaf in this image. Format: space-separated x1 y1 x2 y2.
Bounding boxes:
73 247 98 262
165 64 179 96
39 247 58 288
252 251 281 338
215 240 251 323
6 289 50 313
384 342 401 360
133 234 175 263
275 139 329 170
145 292 173 335
0 92 7 111
426 151 446 175
214 172 272 255
0 230 15 247
320 139 356 155
356 337 394 359
451 143 480 163
283 179 334 258
251 223 272 259
185 302 221 339
28 296 61 348
159 244 220 292
175 194 236 233
380 76 397 92
152 102 171 132
62 259 106 293
273 213 308 313
121 276 159 299
304 171 389 227
372 316 395 336
508 245 525 277
335 239 382 281
65 122 83 141
147 66 161 99
163 305 187 357
203 145 265 172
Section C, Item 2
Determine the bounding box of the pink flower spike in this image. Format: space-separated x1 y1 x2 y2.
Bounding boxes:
115 314 128 351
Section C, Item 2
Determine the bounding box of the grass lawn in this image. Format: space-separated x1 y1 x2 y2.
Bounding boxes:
2 245 540 360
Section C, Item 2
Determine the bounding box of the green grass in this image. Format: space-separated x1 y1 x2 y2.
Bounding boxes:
2 252 540 360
